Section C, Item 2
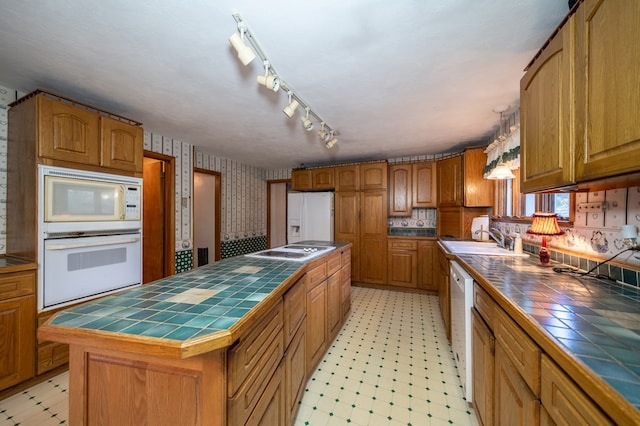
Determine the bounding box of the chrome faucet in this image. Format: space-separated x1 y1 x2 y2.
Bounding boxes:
489 228 514 250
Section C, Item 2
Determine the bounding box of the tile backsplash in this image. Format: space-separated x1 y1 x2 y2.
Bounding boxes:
387 208 437 229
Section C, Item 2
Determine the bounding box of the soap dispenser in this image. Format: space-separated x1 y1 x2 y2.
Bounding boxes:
514 233 523 254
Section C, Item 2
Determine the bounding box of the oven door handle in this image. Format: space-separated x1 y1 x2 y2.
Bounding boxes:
45 237 141 250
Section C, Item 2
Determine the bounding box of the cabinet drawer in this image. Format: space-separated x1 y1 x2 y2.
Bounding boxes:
341 249 351 267
0 271 35 301
473 282 495 330
326 251 342 277
228 329 284 426
283 277 305 349
495 308 541 396
306 262 327 289
228 301 283 396
388 240 417 250
541 355 613 426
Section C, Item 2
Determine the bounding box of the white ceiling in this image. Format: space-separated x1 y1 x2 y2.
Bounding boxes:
0 1 567 169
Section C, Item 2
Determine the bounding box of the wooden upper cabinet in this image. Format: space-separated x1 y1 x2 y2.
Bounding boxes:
520 17 575 192
335 165 359 191
311 167 334 190
360 162 388 190
437 156 462 206
389 164 412 216
38 95 100 165
412 161 437 208
463 148 494 207
291 169 312 191
291 167 334 190
574 0 640 182
100 116 143 172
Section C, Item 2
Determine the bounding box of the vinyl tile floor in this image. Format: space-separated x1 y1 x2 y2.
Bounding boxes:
0 287 478 425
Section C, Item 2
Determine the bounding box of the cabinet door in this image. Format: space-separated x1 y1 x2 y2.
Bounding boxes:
412 161 437 208
335 191 361 282
540 355 613 426
327 273 342 342
360 162 388 190
246 363 285 426
417 241 437 291
463 148 494 207
100 117 143 173
574 0 640 182
389 164 412 216
0 295 36 391
340 264 351 320
494 344 540 426
305 281 327 374
472 308 495 426
360 189 387 284
335 165 360 191
291 170 312 191
37 94 100 165
437 156 462 206
520 19 574 192
285 325 306 425
312 167 334 190
283 277 306 349
387 249 417 288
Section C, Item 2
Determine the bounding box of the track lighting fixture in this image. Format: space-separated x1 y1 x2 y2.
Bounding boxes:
228 22 256 65
301 108 314 131
257 61 280 92
283 91 299 118
230 13 339 148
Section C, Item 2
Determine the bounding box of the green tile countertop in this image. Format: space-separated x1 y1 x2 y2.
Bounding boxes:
455 253 640 421
41 241 349 358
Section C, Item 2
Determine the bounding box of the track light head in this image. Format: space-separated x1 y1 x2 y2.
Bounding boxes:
325 137 338 149
257 74 280 92
283 93 299 118
301 108 314 131
228 31 255 65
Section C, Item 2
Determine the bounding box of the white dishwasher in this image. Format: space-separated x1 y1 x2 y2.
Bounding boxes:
450 261 474 402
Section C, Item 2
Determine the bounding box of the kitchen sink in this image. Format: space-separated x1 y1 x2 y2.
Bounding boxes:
442 241 529 257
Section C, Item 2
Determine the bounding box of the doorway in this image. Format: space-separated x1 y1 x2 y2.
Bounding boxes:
143 153 175 283
193 168 221 266
267 180 289 248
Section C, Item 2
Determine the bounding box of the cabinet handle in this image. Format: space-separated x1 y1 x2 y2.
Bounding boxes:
46 237 140 250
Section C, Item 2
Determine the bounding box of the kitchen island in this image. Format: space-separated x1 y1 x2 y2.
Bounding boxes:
38 242 352 426
442 243 640 425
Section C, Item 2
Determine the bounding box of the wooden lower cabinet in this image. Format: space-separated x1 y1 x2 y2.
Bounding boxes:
284 323 306 425
37 309 69 374
0 268 36 392
494 343 540 426
417 241 436 291
0 294 36 390
246 363 285 426
472 308 494 426
540 355 613 426
435 245 451 341
387 240 417 288
327 273 342 342
305 277 327 375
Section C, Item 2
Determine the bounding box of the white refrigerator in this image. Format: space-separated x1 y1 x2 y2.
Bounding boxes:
287 192 334 243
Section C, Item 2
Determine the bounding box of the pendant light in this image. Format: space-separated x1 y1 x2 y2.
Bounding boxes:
487 107 515 180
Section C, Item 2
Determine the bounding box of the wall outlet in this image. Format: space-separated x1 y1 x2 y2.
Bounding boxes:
577 201 605 213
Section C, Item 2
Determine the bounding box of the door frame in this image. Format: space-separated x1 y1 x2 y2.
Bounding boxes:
143 151 176 277
193 168 222 262
266 179 290 248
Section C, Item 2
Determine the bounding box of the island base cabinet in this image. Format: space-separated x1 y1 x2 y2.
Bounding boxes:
69 346 227 426
246 362 285 426
494 344 540 426
284 322 306 425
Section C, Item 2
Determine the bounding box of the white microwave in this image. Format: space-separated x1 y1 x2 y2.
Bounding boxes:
39 166 142 233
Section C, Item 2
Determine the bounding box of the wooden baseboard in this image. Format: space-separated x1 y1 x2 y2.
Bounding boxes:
352 281 437 295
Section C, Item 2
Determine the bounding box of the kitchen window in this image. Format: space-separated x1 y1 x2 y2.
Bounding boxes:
493 169 574 224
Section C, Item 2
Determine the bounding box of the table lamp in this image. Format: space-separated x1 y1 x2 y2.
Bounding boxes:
527 212 564 266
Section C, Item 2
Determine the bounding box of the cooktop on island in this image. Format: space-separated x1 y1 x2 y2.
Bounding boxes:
245 244 336 262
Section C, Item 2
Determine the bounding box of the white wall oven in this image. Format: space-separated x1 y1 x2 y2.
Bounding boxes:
38 166 143 311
